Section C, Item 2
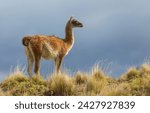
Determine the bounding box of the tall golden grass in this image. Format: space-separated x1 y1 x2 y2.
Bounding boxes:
1 63 150 96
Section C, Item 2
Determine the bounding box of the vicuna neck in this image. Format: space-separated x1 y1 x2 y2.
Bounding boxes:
65 21 74 44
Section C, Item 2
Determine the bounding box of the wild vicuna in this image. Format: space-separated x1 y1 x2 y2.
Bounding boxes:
22 17 83 76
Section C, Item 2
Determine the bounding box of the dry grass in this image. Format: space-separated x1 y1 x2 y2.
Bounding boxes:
1 63 150 96
100 82 131 96
0 88 4 96
0 67 48 96
74 71 88 84
86 66 109 95
47 73 74 96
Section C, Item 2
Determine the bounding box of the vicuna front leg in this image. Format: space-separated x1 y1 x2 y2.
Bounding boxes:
55 56 63 74
25 47 34 76
34 55 41 75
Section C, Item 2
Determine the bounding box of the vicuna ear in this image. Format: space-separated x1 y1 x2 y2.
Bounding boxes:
69 16 73 21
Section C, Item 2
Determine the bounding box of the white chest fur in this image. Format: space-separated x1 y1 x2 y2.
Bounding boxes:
42 41 59 60
65 37 74 56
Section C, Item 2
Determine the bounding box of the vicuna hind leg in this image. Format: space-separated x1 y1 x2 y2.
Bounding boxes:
55 56 63 74
25 47 34 76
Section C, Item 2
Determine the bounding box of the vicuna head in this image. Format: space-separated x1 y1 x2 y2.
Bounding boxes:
69 16 83 28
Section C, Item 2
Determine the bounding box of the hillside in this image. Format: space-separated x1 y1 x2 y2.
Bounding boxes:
0 64 150 96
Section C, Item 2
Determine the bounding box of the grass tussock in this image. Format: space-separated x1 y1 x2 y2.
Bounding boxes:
86 65 109 95
47 73 74 96
74 71 87 84
1 63 150 96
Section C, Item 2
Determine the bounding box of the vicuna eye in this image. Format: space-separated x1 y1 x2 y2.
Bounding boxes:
75 21 78 24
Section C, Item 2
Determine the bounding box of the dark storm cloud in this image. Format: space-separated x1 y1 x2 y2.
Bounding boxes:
0 0 150 80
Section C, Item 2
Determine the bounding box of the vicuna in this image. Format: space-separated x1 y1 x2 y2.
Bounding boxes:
22 17 83 76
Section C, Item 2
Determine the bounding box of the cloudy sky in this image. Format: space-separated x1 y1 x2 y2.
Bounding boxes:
0 0 150 80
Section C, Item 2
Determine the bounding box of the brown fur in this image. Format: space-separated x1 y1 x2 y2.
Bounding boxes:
22 17 83 76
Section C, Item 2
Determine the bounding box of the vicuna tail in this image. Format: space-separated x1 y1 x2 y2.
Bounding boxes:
22 36 31 46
